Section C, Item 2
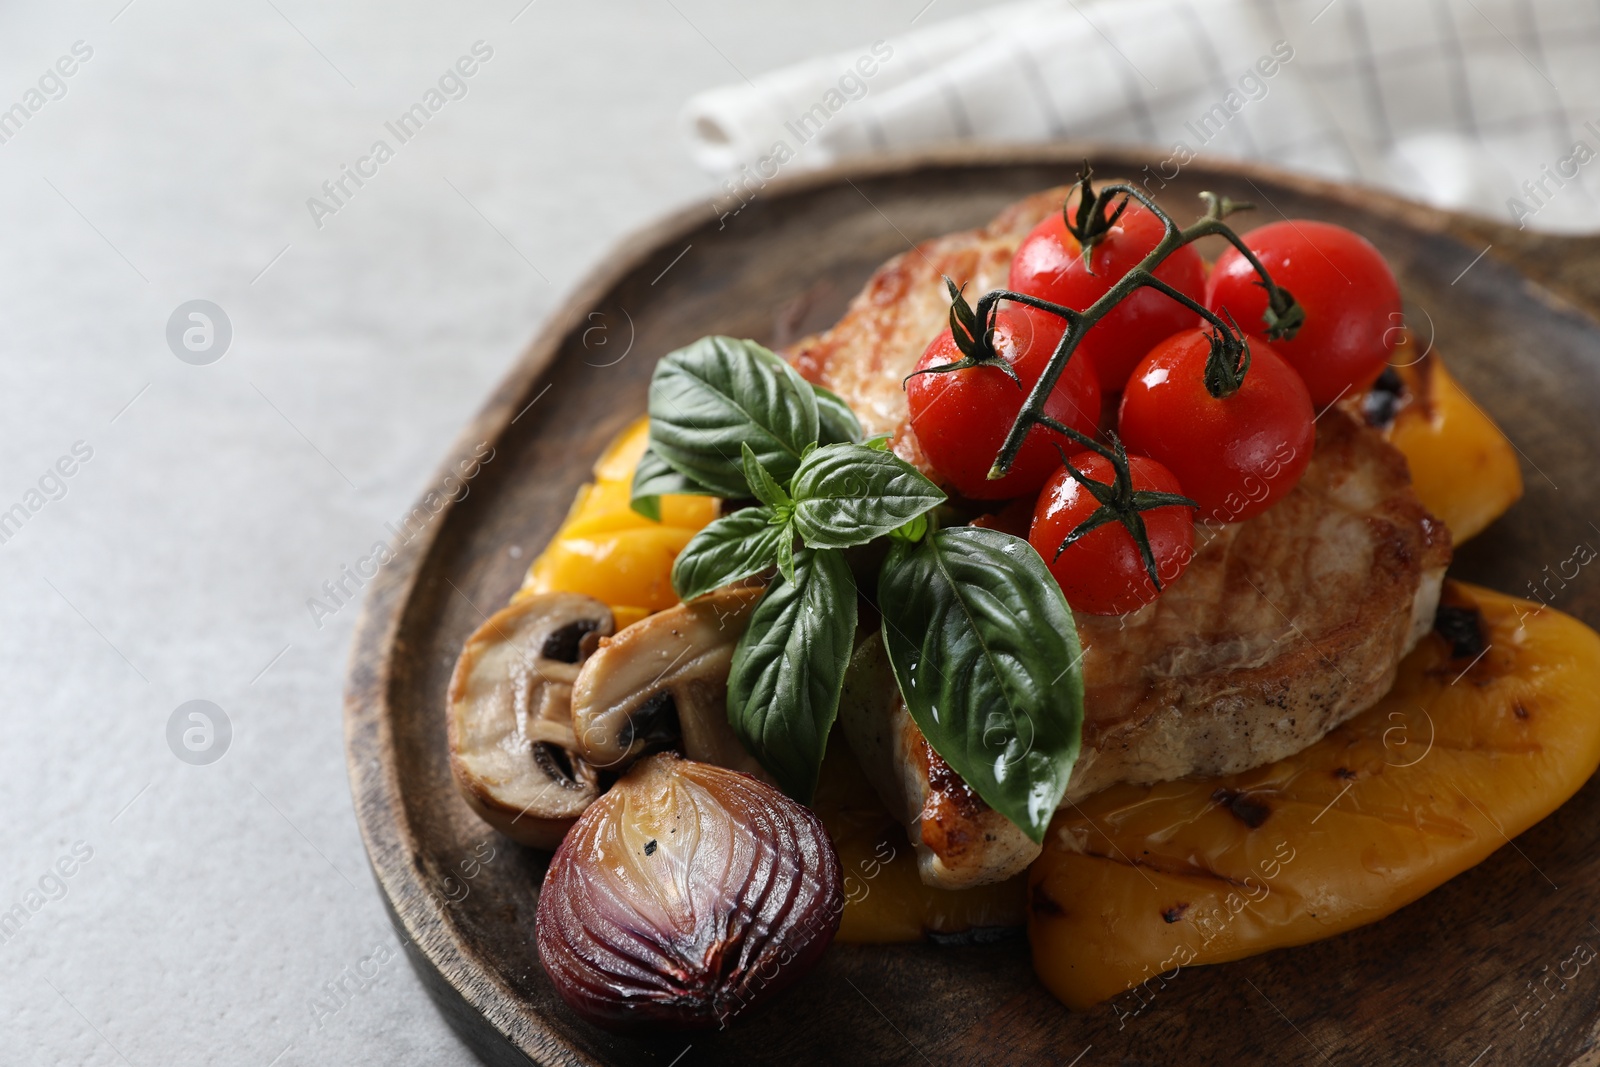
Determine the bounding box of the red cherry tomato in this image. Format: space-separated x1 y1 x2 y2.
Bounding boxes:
1117 329 1314 524
1009 194 1206 394
1205 220 1402 407
1029 452 1194 615
907 306 1101 500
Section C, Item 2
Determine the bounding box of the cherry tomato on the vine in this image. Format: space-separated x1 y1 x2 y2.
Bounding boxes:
906 306 1101 500
1205 220 1402 407
1118 329 1314 524
1029 452 1194 616
1009 193 1206 394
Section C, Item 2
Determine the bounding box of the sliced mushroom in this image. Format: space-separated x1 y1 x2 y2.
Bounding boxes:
447 591 614 849
571 584 772 782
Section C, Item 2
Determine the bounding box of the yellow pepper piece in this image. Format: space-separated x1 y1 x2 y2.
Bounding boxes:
519 416 717 621
811 741 1027 943
591 417 651 482
1029 581 1600 1011
1386 341 1523 543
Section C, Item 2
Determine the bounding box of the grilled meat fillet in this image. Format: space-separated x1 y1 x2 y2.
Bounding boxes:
798 188 1451 889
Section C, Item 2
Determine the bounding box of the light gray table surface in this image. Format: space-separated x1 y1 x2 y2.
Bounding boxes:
0 2 1010 1063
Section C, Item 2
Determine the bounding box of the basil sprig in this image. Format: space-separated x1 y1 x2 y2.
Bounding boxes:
635 335 1084 832
878 527 1084 842
641 339 938 799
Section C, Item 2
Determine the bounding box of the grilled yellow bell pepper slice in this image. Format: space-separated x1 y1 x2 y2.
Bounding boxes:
1029 582 1600 1011
1386 340 1522 543
518 417 717 626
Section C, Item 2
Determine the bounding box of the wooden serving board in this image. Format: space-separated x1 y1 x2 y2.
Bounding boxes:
344 146 1600 1067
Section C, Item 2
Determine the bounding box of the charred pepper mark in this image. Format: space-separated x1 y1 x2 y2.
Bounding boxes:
1162 903 1190 924
1514 702 1531 721
1211 788 1271 829
1434 602 1487 660
1362 367 1405 428
1333 766 1358 781
643 839 658 856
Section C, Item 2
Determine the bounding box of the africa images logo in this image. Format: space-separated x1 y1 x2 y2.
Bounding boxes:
305 41 494 229
0 41 94 148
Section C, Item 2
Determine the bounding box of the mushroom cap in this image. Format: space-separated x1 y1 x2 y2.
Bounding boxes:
447 591 615 848
571 584 771 782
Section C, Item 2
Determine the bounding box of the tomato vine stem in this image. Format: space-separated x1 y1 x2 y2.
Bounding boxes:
984 177 1303 483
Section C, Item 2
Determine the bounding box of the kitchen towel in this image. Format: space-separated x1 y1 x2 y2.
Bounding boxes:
683 0 1600 233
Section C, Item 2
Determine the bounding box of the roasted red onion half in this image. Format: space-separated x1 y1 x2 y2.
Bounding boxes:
535 753 843 1030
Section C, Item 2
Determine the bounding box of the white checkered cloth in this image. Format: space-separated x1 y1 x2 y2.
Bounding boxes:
683 0 1600 233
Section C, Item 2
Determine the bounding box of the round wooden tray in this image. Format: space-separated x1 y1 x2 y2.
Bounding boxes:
344 145 1600 1066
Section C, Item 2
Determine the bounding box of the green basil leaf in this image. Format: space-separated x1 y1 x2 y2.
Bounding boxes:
630 447 715 521
647 336 819 498
741 443 792 512
789 443 946 550
814 383 863 445
670 506 785 601
776 532 797 584
877 526 1083 843
728 547 857 801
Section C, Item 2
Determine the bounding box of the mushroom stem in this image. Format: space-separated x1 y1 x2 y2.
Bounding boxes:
572 583 773 783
